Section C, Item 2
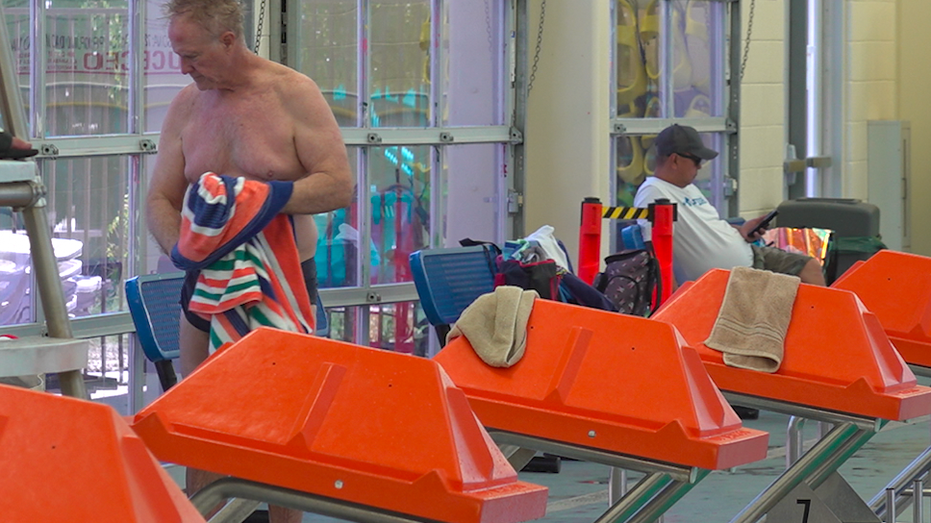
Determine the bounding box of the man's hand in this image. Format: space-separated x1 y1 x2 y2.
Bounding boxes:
738 214 770 243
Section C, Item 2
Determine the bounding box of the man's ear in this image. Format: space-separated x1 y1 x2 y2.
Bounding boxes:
220 30 236 49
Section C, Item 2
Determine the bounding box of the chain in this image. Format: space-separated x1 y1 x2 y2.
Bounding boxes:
739 0 755 81
527 0 545 96
254 0 266 54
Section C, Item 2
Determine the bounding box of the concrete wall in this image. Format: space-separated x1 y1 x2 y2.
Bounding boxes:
736 0 787 220
524 0 611 263
897 0 931 256
846 0 898 201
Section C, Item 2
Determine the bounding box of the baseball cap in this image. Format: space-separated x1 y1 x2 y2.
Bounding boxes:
654 124 718 160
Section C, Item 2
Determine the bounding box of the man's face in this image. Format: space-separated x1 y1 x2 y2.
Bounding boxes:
168 14 230 90
664 151 704 187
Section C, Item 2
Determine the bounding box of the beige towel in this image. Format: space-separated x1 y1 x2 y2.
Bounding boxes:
447 286 538 367
704 266 800 373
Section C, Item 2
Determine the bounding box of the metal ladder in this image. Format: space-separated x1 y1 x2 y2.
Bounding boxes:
0 161 88 399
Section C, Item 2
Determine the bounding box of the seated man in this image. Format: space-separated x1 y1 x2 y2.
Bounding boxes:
634 124 825 287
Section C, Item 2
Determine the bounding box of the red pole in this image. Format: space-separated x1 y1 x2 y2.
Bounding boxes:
649 199 676 305
578 197 603 284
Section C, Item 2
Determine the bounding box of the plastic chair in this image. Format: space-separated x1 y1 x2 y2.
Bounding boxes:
409 245 497 344
126 272 329 391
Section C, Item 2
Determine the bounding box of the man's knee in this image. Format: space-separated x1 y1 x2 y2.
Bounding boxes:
798 258 826 286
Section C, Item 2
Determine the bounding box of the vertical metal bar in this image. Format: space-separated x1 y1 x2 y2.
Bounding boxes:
886 487 897 523
510 0 527 240
128 333 145 413
608 468 627 505
430 0 441 127
30 0 47 138
660 0 673 117
915 477 924 523
21 201 87 399
726 0 741 217
430 145 444 248
129 0 144 134
786 416 806 467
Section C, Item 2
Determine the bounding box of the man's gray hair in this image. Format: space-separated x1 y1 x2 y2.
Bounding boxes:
165 0 245 39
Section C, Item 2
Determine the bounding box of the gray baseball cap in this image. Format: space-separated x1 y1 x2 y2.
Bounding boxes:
655 124 719 160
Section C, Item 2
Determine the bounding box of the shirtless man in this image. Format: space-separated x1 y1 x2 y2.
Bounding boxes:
145 1 353 520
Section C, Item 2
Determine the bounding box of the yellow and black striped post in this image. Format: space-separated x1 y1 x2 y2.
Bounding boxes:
601 206 651 221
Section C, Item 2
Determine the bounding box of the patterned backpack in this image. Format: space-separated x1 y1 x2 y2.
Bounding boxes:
592 248 661 316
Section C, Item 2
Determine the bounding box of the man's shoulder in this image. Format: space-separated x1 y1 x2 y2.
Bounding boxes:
633 177 669 204
266 62 317 94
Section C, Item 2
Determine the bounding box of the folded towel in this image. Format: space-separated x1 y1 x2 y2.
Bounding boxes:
447 286 537 367
171 173 314 351
704 266 800 373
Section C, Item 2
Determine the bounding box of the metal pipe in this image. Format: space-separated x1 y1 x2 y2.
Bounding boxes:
786 416 806 467
0 181 40 208
21 201 87 399
886 487 896 523
191 477 428 523
916 477 924 523
608 467 627 505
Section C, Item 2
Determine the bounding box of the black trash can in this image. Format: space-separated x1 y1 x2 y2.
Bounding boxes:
775 198 886 282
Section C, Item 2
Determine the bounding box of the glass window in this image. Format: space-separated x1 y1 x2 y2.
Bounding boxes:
328 301 427 356
292 0 360 126
44 155 132 315
444 143 504 245
45 1 131 136
144 0 189 132
315 148 362 289
3 2 29 119
616 0 725 119
369 144 432 285
369 0 432 128
614 0 730 214
441 1 506 126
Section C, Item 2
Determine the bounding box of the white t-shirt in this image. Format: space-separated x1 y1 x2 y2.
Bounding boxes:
633 176 753 282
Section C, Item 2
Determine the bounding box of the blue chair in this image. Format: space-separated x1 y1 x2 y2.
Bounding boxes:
409 245 497 344
126 272 329 391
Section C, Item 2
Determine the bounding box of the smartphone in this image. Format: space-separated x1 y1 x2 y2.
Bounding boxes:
751 210 779 235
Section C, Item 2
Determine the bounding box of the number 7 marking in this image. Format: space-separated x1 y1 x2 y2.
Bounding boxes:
797 499 812 523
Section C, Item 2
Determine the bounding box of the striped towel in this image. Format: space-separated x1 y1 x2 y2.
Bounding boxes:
170 173 315 352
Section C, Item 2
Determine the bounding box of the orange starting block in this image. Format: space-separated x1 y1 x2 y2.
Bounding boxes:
831 250 931 519
131 328 547 523
653 268 931 522
833 250 931 370
0 384 205 523
434 299 768 522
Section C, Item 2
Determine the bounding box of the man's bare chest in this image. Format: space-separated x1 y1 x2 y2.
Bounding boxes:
181 98 304 183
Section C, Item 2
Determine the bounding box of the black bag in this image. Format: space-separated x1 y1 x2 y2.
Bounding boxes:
593 248 661 316
495 257 562 300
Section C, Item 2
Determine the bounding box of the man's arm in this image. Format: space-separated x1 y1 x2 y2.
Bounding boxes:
146 88 193 254
283 75 354 215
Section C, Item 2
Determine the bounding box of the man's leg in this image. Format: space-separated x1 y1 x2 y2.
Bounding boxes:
797 257 826 286
178 314 225 517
